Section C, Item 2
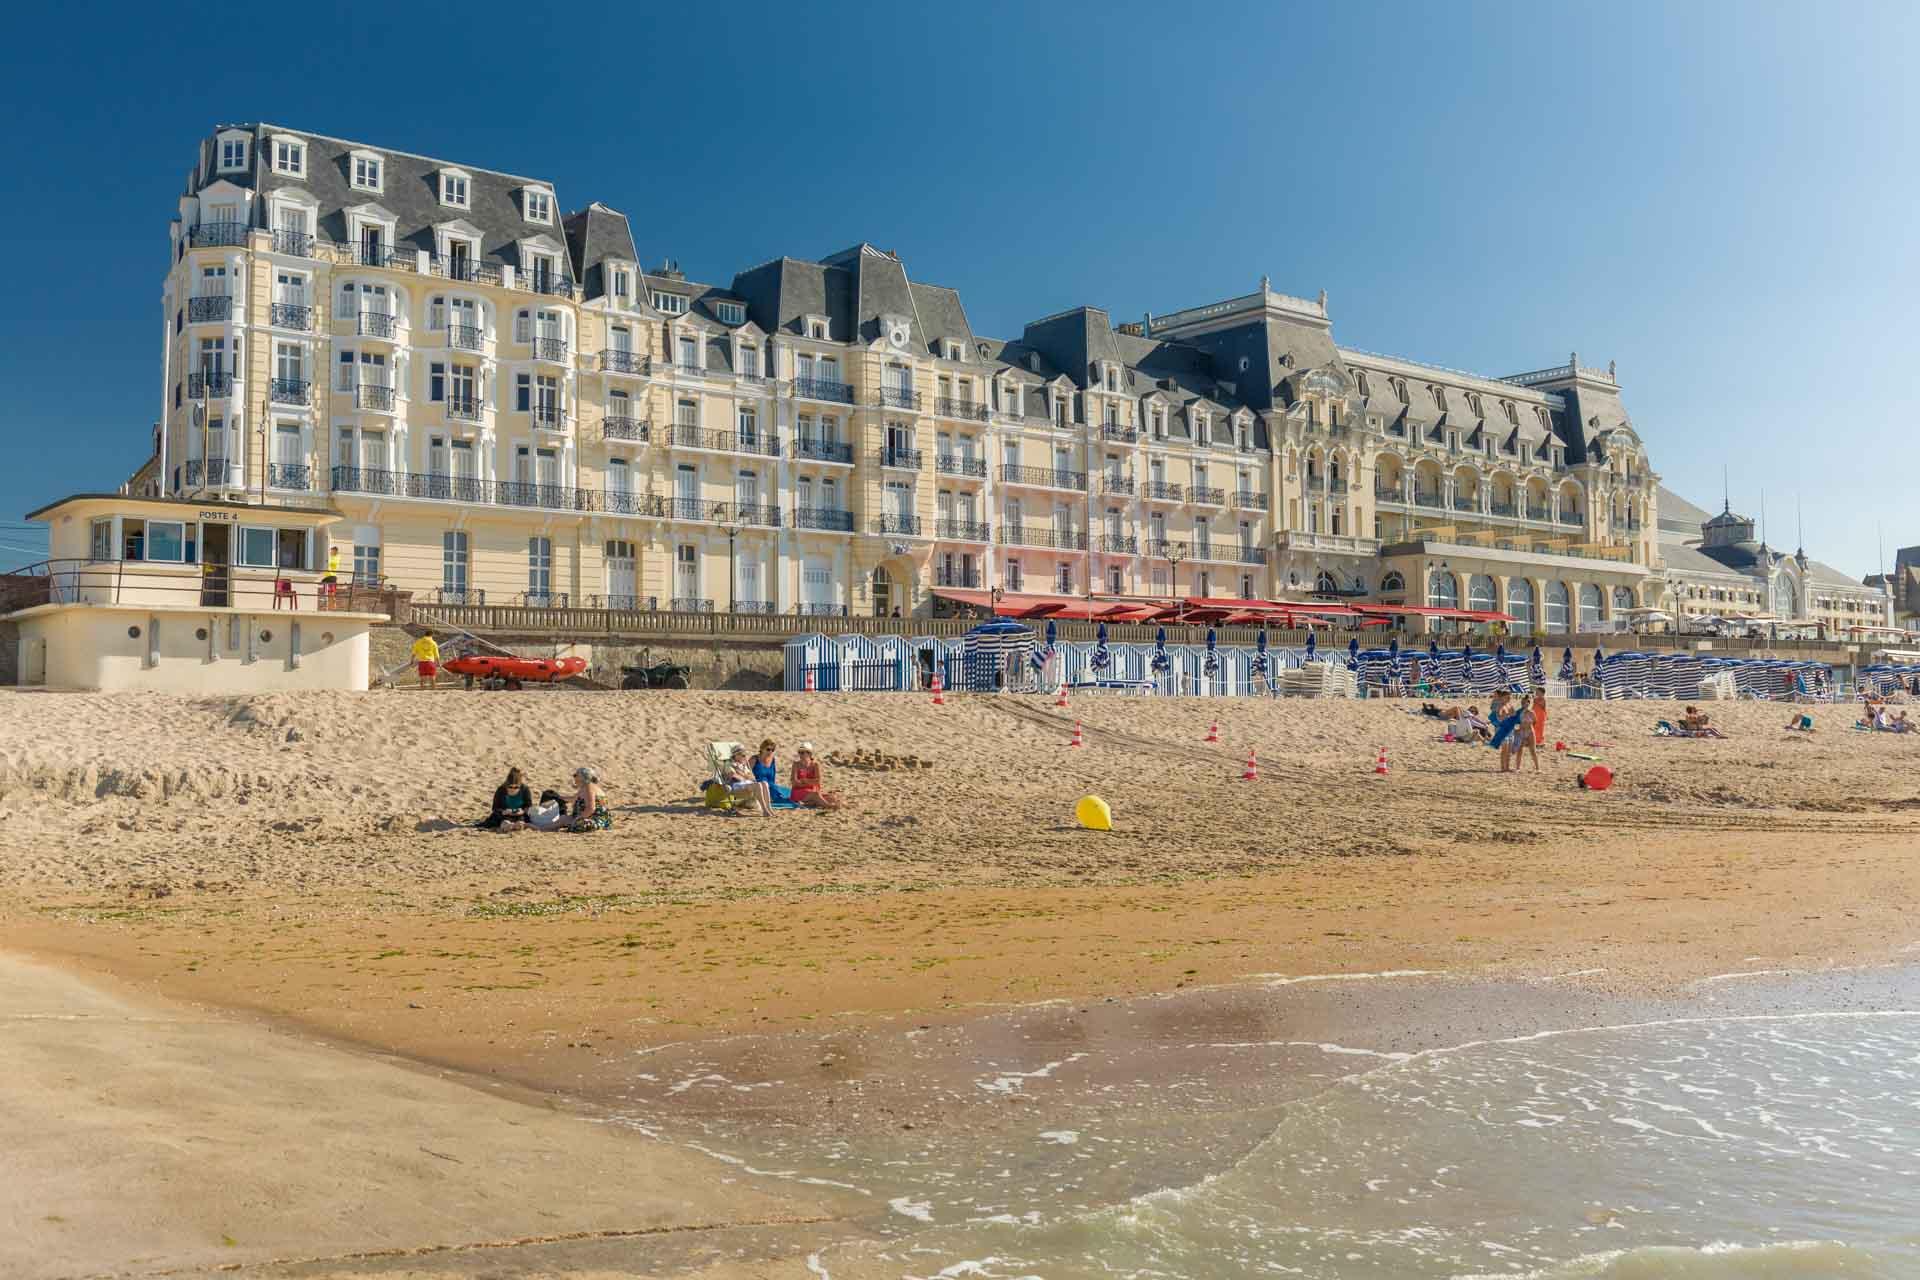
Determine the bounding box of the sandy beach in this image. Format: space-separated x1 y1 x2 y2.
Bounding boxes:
3 686 1918 1276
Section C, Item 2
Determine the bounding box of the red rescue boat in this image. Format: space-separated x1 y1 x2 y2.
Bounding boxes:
442 654 588 685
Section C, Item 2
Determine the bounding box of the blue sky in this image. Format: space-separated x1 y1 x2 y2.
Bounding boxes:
2 0 1914 575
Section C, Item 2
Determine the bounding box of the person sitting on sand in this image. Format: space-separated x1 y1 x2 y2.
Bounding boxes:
565 767 611 832
722 747 774 817
1680 705 1711 732
789 742 845 810
1784 712 1815 733
1893 710 1912 734
481 767 534 831
751 739 793 807
1451 705 1490 743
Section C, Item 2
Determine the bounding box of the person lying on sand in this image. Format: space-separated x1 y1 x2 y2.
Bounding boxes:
789 743 845 810
565 767 612 832
481 767 534 831
722 747 774 817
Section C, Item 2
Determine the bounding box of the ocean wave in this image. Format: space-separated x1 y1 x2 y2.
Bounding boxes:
1454 1237 1903 1279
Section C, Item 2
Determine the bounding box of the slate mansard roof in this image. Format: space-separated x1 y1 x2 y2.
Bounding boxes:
189 123 638 292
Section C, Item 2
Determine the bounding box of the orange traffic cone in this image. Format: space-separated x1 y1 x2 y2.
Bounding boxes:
1241 748 1259 781
803 667 816 693
1373 746 1390 777
931 671 945 705
1055 684 1070 709
1205 720 1220 743
1068 720 1084 748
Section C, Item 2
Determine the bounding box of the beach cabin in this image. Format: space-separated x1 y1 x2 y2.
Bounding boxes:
3 494 387 691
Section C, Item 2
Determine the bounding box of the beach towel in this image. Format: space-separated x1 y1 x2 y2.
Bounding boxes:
1488 708 1526 750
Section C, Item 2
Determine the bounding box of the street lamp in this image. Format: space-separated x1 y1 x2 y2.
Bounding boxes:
722 507 742 613
1166 541 1188 624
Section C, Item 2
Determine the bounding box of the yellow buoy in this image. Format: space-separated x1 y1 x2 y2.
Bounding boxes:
1075 794 1112 831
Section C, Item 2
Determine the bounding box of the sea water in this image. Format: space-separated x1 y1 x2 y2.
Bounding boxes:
842 1013 1920 1279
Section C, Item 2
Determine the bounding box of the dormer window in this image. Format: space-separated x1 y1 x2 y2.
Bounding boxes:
350 151 382 193
610 267 631 303
652 291 688 316
272 137 305 177
1501 399 1517 425
218 134 249 173
1465 391 1482 417
522 188 553 224
439 169 471 209
809 320 828 339
945 341 963 361
1392 377 1409 404
1430 385 1448 413
1353 369 1370 398
716 300 745 326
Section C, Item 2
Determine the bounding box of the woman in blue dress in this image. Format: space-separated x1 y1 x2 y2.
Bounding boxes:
752 739 794 807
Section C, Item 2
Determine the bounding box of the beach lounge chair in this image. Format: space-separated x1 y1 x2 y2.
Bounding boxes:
702 740 746 811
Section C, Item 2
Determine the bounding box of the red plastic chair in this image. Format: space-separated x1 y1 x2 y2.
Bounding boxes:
273 578 299 610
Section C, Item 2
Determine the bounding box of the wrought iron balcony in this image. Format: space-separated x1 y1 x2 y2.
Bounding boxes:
670 597 715 614
874 386 922 411
793 507 855 533
1100 534 1139 554
1236 490 1270 511
934 396 989 421
602 416 650 443
529 402 566 429
269 377 311 406
267 462 311 491
799 602 849 617
530 335 569 364
1190 485 1226 506
1146 537 1192 560
1413 490 1444 508
270 302 312 331
187 295 231 323
599 489 659 517
875 447 923 470
449 323 484 352
1453 497 1477 512
731 600 776 615
934 566 982 588
935 454 987 477
873 513 923 536
663 497 728 522
1000 525 1088 551
1375 483 1404 501
430 255 500 285
187 370 233 398
182 458 228 486
330 466 587 513
734 368 768 385
1145 480 1184 502
524 271 577 298
1489 500 1517 517
732 503 783 528
664 424 780 456
271 229 314 257
446 395 484 423
599 349 648 375
358 310 396 338
190 222 248 249
1000 464 1087 491
1101 423 1140 443
355 383 396 412
1103 475 1136 497
791 437 854 464
936 519 990 542
794 378 855 404
1526 502 1551 521
1561 510 1585 526
357 243 417 272
1233 546 1269 565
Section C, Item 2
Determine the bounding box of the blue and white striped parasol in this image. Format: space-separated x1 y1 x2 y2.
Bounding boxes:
1306 631 1317 660
1091 620 1110 671
1203 627 1219 676
1559 647 1576 681
1151 625 1170 674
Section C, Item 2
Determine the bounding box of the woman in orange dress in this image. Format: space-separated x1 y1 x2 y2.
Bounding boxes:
789 743 844 810
1531 688 1548 748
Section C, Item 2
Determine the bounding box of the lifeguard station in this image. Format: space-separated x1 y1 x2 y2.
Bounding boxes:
3 494 388 691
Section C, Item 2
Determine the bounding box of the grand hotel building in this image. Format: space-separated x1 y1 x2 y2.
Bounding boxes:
143 122 1887 633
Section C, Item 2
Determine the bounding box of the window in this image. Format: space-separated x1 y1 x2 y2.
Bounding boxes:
443 531 470 600
1110 567 1124 593
653 291 688 316
808 319 827 339
528 537 553 599
1057 563 1073 593
439 170 470 209
516 373 531 412
272 138 304 176
429 362 446 402
738 345 759 379
353 536 381 584
237 526 277 568
219 136 248 172
716 301 745 325
1006 560 1023 591
351 153 382 193
678 335 698 368
523 188 552 223
611 268 631 303
146 521 186 563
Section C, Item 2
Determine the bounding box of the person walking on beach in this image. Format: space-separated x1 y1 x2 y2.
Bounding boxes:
411 630 441 689
1531 688 1548 751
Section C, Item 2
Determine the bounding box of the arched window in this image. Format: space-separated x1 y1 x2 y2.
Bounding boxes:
1467 574 1496 611
1380 570 1405 595
1611 586 1634 616
1315 570 1339 595
1428 569 1459 609
1578 583 1602 629
1545 580 1571 631
1507 578 1536 626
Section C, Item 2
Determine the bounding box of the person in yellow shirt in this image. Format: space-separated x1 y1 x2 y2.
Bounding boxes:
411 630 441 688
321 545 341 603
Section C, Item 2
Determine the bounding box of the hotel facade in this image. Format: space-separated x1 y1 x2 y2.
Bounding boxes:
144 122 1886 634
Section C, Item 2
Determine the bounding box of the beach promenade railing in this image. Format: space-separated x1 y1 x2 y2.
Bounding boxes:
0 558 398 615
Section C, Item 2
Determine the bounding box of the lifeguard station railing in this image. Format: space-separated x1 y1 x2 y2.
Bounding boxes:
0 559 396 614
